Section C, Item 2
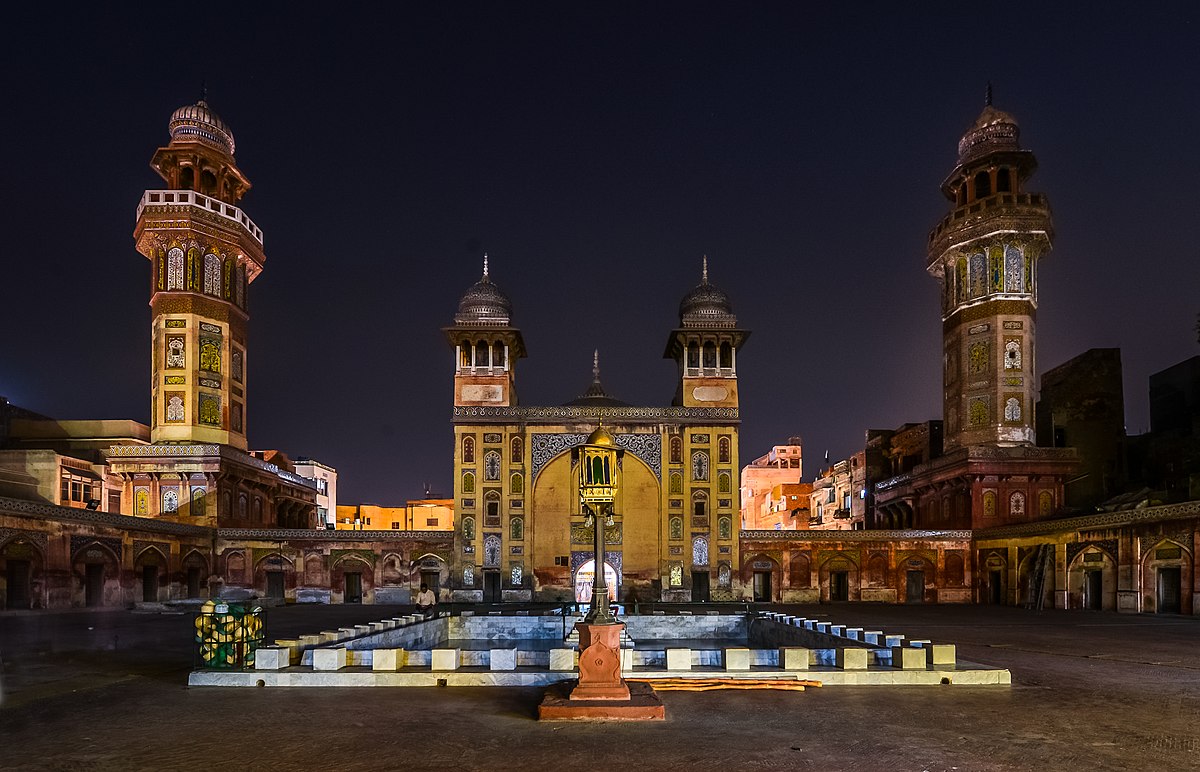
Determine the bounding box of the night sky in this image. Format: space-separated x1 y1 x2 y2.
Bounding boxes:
3 4 1197 503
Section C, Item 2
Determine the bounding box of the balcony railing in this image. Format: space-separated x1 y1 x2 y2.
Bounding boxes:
684 367 736 378
927 192 1048 248
137 190 264 247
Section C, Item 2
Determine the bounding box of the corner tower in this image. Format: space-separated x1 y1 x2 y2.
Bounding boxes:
664 258 748 409
133 98 264 449
927 95 1053 450
444 256 526 407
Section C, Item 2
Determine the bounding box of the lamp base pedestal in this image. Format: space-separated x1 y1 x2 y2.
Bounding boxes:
537 622 664 721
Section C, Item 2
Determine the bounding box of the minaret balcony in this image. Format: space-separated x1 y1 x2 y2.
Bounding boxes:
685 367 736 378
137 189 263 247
927 192 1052 261
456 365 510 376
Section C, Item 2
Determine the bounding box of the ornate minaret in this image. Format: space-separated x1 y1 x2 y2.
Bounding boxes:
133 98 264 449
444 256 526 407
663 257 748 409
927 92 1054 450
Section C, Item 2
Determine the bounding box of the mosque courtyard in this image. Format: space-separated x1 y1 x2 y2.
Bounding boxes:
2 604 1198 771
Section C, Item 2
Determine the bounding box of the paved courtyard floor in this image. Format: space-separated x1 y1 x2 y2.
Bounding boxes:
2 604 1199 771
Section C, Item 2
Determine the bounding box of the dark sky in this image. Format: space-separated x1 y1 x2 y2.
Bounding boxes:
3 4 1197 503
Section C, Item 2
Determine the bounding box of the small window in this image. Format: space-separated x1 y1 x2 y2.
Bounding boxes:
974 170 991 198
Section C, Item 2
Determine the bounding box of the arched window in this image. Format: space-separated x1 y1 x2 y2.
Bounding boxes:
190 487 205 515
693 490 708 519
955 258 968 304
180 167 194 190
462 516 476 541
166 395 184 423
669 517 683 540
200 169 217 194
461 471 475 494
135 487 149 515
692 536 709 567
510 436 523 463
460 341 472 368
463 564 475 586
484 450 501 481
1004 245 1023 292
718 436 731 464
474 341 488 367
1005 339 1022 370
669 436 682 464
223 258 233 299
510 564 524 586
510 472 523 495
1009 491 1025 517
983 490 997 518
166 247 185 290
956 184 966 206
971 253 987 297
1004 397 1022 422
719 342 732 370
462 435 475 463
483 535 501 567
718 472 732 494
162 488 178 514
944 553 965 585
996 167 1011 192
686 341 699 369
1038 491 1053 517
238 493 248 519
691 451 709 481
252 496 263 522
203 253 221 296
494 343 506 368
509 516 524 541
702 341 717 368
974 170 991 198
669 472 683 495
718 516 732 540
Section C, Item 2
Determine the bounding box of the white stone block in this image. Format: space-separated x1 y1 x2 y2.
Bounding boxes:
846 628 864 640
779 647 810 671
620 648 634 670
549 649 576 671
300 634 323 647
892 646 925 670
312 648 348 671
431 648 461 671
489 649 517 671
254 647 290 670
862 631 884 645
666 648 692 671
831 624 846 637
370 622 388 632
724 647 751 671
320 630 340 643
354 625 372 635
909 639 932 648
815 622 830 633
836 648 869 670
338 627 357 640
372 649 405 671
927 644 956 666
884 634 905 647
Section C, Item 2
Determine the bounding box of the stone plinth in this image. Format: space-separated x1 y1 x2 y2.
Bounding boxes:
539 681 664 721
780 647 810 670
549 649 576 671
569 623 628 701
372 649 405 671
431 649 461 671
892 646 925 670
490 649 517 671
724 647 751 671
666 648 692 671
926 644 956 666
312 648 347 671
836 648 868 670
254 647 290 670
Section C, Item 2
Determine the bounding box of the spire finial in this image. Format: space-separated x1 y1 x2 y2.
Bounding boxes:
482 252 489 278
593 349 600 381
985 81 993 107
702 254 709 284
200 80 208 105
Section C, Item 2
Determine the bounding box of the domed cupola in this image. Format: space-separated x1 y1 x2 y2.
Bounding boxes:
563 351 630 407
679 256 737 329
957 103 1020 166
454 254 513 326
168 99 236 157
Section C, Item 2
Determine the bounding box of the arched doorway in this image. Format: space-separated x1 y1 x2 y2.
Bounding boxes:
1141 540 1191 614
134 546 167 603
1067 547 1116 610
2 538 43 610
574 559 618 603
73 542 119 608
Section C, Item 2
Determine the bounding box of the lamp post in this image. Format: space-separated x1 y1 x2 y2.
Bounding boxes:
578 426 621 625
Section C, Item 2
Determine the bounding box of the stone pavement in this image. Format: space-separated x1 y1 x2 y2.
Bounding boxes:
2 604 1199 771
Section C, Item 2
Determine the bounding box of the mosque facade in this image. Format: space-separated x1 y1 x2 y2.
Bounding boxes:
446 259 748 603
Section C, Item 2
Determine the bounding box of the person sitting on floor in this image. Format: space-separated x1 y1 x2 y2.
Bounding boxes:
416 583 437 613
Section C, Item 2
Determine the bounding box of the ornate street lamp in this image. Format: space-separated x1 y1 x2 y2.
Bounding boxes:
577 424 622 625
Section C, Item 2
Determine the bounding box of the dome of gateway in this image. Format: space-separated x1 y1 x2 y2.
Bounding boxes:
679 257 736 328
454 255 512 326
168 99 236 156
957 104 1020 165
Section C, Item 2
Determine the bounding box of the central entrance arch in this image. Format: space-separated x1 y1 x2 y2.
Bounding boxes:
574 559 618 603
